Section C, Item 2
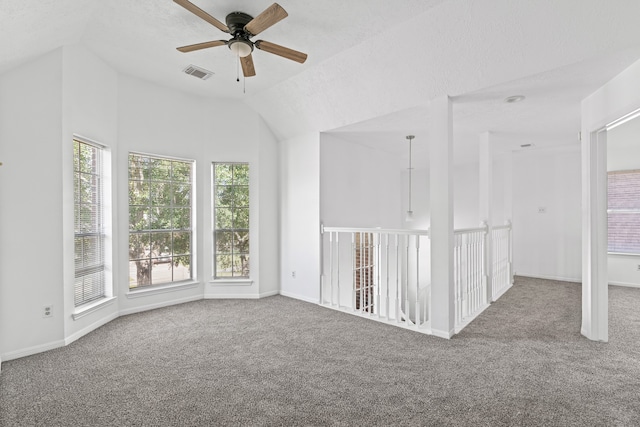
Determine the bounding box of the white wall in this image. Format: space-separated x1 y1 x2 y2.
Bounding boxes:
454 162 480 229
320 134 402 229
280 133 320 303
61 45 120 344
116 74 207 313
398 162 498 231
118 74 279 306
0 49 66 359
512 146 582 282
257 119 281 298
0 49 280 362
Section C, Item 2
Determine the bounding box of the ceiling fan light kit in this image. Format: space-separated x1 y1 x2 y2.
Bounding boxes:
174 0 308 79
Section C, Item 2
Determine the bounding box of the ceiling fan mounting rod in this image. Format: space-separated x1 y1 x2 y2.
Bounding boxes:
226 12 254 36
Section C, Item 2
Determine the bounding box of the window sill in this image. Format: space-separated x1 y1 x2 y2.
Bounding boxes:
73 296 117 321
209 278 253 286
126 280 200 299
608 252 640 257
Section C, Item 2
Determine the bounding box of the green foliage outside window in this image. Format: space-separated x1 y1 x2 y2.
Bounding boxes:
129 154 193 288
214 163 250 278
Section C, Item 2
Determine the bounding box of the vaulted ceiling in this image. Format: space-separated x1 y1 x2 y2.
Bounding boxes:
3 0 640 164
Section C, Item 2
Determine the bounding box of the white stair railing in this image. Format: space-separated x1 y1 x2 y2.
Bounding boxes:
320 222 513 337
491 221 513 300
454 226 489 330
321 226 431 333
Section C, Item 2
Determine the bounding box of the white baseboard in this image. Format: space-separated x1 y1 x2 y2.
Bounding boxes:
515 273 581 284
260 290 280 298
119 294 203 316
204 290 278 299
1 339 66 362
609 281 640 289
279 290 319 304
492 283 513 301
431 328 454 339
64 312 119 346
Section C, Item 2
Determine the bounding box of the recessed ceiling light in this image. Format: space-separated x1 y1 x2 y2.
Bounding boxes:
505 95 526 103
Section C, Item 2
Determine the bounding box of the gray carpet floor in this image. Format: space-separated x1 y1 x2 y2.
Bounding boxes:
1 276 639 426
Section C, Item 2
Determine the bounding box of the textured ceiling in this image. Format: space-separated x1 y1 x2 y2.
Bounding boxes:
2 0 640 164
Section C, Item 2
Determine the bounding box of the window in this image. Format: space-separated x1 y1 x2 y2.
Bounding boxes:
213 163 250 278
74 139 105 306
128 153 193 288
608 169 640 254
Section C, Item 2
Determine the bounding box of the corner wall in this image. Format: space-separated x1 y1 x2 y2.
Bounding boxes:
0 50 66 359
62 45 120 345
280 133 320 303
512 146 582 282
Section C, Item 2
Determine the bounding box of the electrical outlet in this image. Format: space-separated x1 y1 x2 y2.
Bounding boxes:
43 305 53 318
538 207 547 214
637 264 640 271
291 271 296 278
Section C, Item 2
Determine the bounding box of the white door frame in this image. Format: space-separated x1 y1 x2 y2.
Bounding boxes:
581 127 608 342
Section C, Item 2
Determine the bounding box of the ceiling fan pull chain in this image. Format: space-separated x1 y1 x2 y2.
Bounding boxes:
236 53 240 82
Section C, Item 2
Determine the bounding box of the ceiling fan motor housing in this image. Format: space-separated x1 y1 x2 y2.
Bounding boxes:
226 12 253 35
226 12 255 56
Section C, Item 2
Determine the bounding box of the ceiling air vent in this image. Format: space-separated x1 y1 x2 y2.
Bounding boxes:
183 65 214 80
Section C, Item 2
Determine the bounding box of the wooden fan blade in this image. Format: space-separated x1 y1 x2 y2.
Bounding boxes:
174 0 229 33
244 3 288 36
241 54 256 77
255 40 307 64
177 40 227 53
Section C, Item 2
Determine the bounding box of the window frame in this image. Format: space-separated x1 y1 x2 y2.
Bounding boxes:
212 162 250 280
128 151 195 289
73 137 107 307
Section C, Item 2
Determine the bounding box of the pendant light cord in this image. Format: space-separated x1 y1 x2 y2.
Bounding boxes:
408 138 412 212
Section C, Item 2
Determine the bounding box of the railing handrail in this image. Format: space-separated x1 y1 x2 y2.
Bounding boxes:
323 223 510 236
492 224 512 231
322 225 430 236
454 226 487 235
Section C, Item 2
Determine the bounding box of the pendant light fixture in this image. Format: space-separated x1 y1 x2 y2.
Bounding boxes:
406 135 415 222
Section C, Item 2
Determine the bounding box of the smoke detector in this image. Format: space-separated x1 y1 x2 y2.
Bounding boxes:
505 95 526 103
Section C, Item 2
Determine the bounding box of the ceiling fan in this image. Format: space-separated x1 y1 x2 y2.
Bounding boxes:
174 0 308 78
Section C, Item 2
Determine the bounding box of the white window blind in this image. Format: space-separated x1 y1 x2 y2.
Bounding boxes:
608 169 640 254
213 163 250 278
128 153 194 288
74 139 105 306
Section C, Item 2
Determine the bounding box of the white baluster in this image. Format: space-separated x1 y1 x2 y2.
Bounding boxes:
395 234 400 324
405 235 410 326
415 234 420 329
385 233 390 320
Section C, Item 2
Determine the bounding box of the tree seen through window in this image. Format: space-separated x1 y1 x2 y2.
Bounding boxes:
128 153 193 288
214 163 250 278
